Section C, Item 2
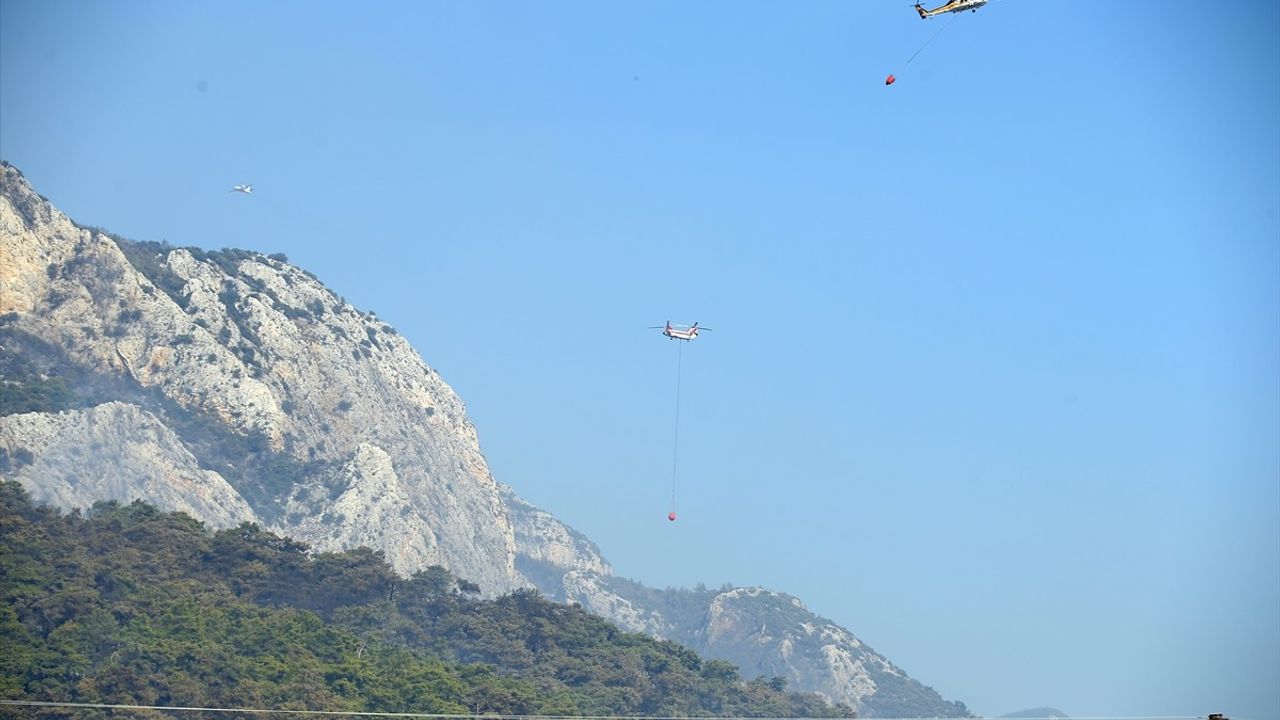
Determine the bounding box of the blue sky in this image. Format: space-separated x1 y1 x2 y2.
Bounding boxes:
3 1 1277 717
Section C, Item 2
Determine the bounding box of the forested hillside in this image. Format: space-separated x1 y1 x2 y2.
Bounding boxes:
0 482 854 717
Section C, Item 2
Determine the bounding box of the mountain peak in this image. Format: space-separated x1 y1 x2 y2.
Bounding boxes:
1 161 522 591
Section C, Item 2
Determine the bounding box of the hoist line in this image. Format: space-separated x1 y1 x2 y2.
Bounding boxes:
906 12 959 66
670 340 683 513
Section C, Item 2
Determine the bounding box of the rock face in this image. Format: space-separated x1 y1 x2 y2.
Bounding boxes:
703 589 881 702
0 162 519 593
278 443 445 577
692 587 962 717
523 573 964 714
0 402 256 528
0 162 968 716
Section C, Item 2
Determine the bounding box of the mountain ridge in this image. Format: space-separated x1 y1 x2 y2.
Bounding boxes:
0 160 967 716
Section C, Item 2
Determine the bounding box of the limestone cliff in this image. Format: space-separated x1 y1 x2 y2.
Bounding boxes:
0 161 518 592
694 587 962 716
0 401 255 528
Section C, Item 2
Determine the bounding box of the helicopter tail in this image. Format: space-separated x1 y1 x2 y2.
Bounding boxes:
915 3 929 19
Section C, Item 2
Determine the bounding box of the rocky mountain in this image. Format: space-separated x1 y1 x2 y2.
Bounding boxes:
0 161 967 716
521 572 964 717
0 162 517 589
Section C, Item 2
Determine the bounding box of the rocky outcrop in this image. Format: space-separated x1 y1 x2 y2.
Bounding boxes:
698 587 897 711
502 485 612 577
560 570 672 636
0 402 255 528
0 162 519 593
276 443 441 577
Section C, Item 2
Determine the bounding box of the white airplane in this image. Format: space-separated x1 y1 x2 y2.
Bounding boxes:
650 321 711 341
230 184 254 194
915 0 987 18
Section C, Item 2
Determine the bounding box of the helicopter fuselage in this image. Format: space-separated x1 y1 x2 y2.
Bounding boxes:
663 327 701 341
916 0 987 18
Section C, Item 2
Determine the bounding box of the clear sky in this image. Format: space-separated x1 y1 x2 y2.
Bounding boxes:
3 1 1277 717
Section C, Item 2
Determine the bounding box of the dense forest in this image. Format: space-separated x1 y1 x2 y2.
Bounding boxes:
0 482 855 718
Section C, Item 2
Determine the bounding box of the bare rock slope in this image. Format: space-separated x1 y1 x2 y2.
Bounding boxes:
0 162 517 590
0 402 255 528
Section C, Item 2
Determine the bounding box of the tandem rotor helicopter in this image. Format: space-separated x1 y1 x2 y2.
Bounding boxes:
650 321 711 342
914 0 987 19
651 320 713 523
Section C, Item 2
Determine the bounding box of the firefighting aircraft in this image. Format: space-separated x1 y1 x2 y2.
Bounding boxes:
230 184 254 194
915 0 987 18
650 321 711 341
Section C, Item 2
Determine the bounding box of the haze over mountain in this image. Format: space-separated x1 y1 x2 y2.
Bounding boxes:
999 709 1068 719
0 162 967 716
